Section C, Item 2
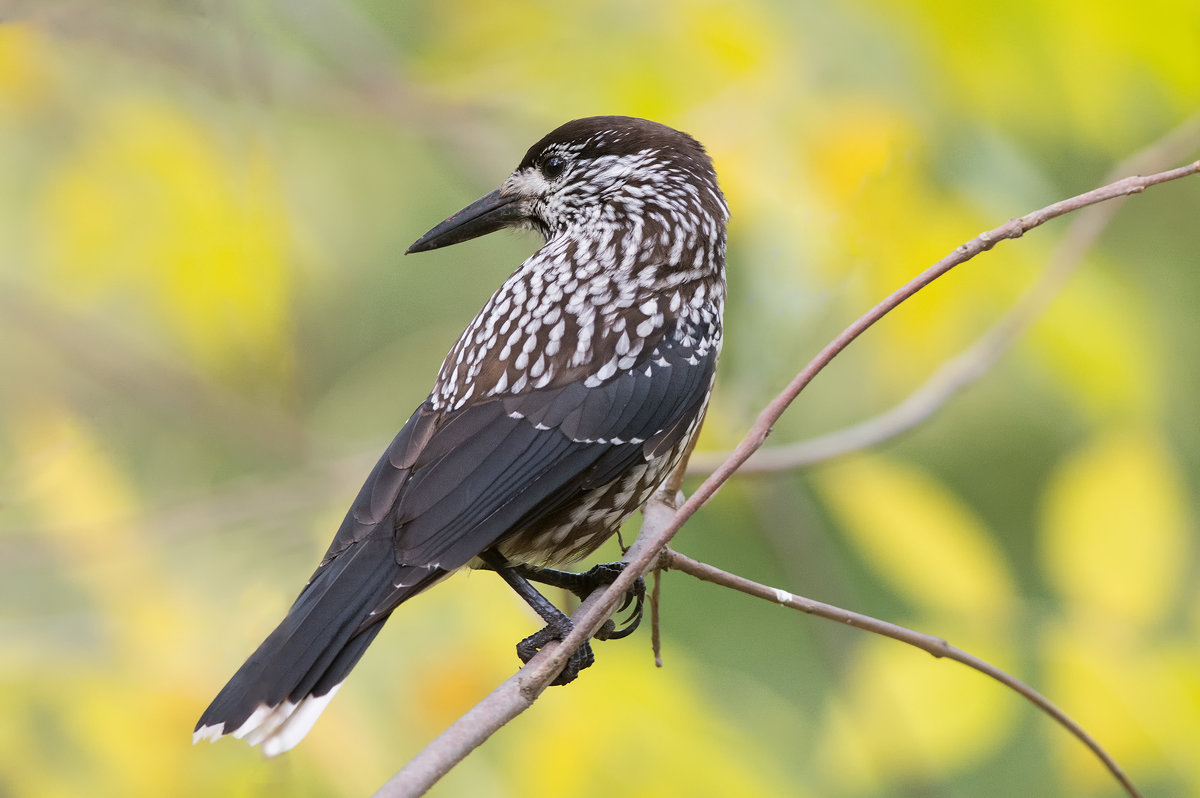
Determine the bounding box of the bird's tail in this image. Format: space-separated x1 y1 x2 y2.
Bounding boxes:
193 536 442 756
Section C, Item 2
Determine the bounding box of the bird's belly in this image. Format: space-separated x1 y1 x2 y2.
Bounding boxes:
497 448 680 568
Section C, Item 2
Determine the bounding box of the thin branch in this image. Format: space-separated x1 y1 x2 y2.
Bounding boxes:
649 568 664 668
689 117 1200 475
663 549 1143 798
373 570 620 796
373 161 1200 797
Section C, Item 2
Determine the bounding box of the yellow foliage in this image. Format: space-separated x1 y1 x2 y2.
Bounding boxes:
418 0 782 121
0 23 50 112
5 403 230 796
803 104 1036 387
815 454 1017 618
818 632 1017 790
807 101 917 211
1042 617 1200 791
501 647 802 798
882 0 1200 151
1029 269 1162 419
37 96 293 383
10 400 209 660
1040 430 1190 626
4 2 1199 796
13 402 140 558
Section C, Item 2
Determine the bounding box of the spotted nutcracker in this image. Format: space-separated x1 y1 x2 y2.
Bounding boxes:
194 116 729 755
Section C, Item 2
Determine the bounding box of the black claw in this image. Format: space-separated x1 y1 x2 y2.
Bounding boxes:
575 562 626 594
489 557 647 643
516 622 595 686
597 575 645 641
482 551 646 684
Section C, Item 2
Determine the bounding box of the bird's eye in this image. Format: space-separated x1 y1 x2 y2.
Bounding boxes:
540 155 566 179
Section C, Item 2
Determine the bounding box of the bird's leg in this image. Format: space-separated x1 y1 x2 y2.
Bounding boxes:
500 561 646 641
480 550 594 686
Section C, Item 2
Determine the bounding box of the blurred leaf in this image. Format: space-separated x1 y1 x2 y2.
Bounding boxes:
883 0 1200 151
1041 616 1200 792
37 95 294 384
1028 267 1162 420
815 454 1017 618
7 405 215 797
13 402 139 558
817 632 1017 791
1040 430 1190 626
501 647 803 798
0 23 50 113
806 100 917 211
418 0 780 121
804 106 1037 389
4 2 1200 796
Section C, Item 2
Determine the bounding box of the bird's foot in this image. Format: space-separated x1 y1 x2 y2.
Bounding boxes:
516 617 595 686
577 563 646 642
480 552 645 686
507 561 646 641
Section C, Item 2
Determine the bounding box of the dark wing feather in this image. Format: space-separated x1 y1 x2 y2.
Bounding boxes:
314 403 437 569
390 321 717 570
310 316 716 623
581 339 715 488
392 411 604 567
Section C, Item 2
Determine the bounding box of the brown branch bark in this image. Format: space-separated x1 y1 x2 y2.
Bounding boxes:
663 549 1143 798
688 116 1200 475
372 160 1200 798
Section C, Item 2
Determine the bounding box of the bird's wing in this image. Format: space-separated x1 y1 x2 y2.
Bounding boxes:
315 315 716 586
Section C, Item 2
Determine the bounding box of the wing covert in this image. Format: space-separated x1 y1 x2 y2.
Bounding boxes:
391 317 718 570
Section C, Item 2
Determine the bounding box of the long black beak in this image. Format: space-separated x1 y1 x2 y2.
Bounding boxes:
406 189 525 254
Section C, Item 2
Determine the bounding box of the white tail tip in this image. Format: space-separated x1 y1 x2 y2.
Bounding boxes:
192 685 342 757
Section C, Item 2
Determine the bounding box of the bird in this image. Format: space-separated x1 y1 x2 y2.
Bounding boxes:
193 115 729 756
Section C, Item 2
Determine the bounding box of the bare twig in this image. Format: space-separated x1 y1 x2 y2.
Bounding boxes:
689 116 1200 475
373 571 619 796
649 568 664 668
663 549 1143 798
373 162 1200 797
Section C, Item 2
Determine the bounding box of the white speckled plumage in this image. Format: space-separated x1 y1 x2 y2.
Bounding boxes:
433 124 727 416
195 116 729 757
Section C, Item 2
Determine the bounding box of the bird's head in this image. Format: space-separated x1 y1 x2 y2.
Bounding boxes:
407 116 727 255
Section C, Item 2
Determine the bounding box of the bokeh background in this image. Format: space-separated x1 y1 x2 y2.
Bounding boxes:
3 2 1200 796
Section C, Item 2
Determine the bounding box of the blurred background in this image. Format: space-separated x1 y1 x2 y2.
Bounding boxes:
3 2 1199 796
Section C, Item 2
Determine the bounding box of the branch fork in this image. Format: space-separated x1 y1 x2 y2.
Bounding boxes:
373 153 1200 798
